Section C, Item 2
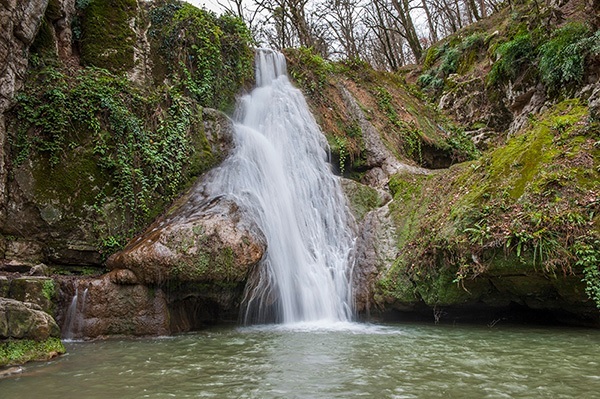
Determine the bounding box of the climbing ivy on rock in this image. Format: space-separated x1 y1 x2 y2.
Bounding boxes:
148 0 254 111
10 66 211 248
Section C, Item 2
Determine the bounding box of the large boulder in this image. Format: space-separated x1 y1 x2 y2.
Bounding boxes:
0 298 64 367
107 193 266 286
7 276 56 315
0 297 59 340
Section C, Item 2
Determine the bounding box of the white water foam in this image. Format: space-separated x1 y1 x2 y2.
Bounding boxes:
206 49 355 324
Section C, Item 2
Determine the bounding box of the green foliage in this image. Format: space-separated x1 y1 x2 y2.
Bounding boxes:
487 22 599 95
418 33 487 95
332 135 349 174
149 1 254 111
383 99 598 305
488 33 535 85
575 238 600 308
286 47 333 97
41 280 55 302
0 338 65 367
375 87 423 162
10 66 211 242
538 23 600 95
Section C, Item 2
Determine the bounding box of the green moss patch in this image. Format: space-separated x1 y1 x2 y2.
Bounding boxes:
78 0 137 72
0 338 65 367
377 99 599 308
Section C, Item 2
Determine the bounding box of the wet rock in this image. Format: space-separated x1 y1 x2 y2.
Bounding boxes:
60 276 170 338
353 202 400 313
0 297 59 340
0 366 23 379
108 269 138 285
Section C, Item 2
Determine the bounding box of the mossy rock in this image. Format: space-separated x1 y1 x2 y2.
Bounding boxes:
0 277 9 297
341 179 388 223
375 265 419 307
415 268 492 306
79 0 137 72
8 277 57 316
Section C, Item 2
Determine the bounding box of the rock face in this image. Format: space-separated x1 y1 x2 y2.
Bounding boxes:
353 204 399 314
2 106 235 267
0 297 59 340
0 0 49 220
57 274 170 338
337 84 430 188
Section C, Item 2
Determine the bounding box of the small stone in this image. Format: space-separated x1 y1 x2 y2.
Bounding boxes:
0 366 23 379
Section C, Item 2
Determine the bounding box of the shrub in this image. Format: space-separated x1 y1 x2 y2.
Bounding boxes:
488 33 535 85
538 23 600 95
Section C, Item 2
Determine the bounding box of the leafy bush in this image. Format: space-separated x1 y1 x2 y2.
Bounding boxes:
576 238 600 308
418 33 487 95
285 47 333 97
538 23 600 95
488 33 535 86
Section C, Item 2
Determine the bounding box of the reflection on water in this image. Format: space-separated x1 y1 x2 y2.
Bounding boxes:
2 322 600 398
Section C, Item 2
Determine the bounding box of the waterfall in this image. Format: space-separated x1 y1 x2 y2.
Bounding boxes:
206 49 355 325
63 285 88 339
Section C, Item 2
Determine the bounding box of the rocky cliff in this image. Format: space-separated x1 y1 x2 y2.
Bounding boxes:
1 0 256 365
288 0 600 326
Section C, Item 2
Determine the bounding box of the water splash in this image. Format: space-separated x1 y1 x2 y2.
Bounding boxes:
207 49 355 324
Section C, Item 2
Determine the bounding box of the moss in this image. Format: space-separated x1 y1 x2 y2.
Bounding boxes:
78 0 137 72
375 259 419 305
415 267 477 306
374 98 598 308
172 246 240 282
0 337 65 367
343 180 383 222
41 280 55 302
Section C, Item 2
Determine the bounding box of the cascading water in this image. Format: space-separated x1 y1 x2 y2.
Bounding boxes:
206 49 355 325
63 285 88 339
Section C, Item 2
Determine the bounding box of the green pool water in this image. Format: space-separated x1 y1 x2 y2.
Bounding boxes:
2 322 599 398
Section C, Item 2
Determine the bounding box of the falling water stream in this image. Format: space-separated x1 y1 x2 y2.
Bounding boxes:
62 286 88 340
206 49 355 324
